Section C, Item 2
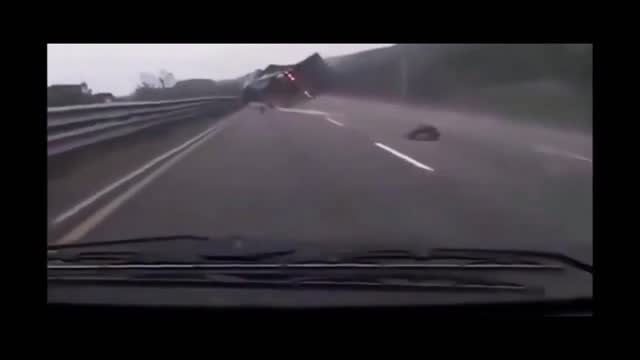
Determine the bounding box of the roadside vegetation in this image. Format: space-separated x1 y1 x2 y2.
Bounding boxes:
327 44 592 131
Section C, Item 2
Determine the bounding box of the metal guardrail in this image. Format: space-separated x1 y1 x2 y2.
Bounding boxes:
47 96 240 157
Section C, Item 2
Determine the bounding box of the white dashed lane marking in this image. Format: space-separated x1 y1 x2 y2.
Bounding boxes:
534 145 592 164
325 117 344 127
277 107 436 172
374 143 435 172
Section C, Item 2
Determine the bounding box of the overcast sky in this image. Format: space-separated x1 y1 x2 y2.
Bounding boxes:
48 44 393 96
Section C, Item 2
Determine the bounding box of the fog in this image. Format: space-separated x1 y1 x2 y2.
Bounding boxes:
47 43 593 283
47 44 392 96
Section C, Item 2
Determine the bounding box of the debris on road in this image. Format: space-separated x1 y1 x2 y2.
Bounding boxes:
406 125 440 141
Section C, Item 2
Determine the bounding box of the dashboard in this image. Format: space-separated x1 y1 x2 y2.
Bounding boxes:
48 281 592 315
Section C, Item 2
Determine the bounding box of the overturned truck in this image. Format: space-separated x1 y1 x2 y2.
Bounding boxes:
241 53 334 108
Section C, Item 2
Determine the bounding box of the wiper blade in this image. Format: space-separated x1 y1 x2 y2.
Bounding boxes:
49 269 538 293
46 262 561 271
48 249 296 265
47 235 297 264
311 249 565 271
201 249 296 262
283 278 531 293
47 235 210 250
431 248 593 274
48 250 140 264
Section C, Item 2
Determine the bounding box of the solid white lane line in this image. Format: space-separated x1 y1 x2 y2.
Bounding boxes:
51 122 222 226
54 126 225 245
325 117 344 127
374 143 435 172
534 145 592 163
276 108 329 115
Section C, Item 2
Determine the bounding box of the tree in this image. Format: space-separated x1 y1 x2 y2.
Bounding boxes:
140 72 161 88
139 70 176 89
158 69 176 88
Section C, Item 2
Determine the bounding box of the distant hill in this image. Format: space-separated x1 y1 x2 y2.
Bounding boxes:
327 44 592 130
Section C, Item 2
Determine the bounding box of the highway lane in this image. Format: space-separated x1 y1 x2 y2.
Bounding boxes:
47 96 592 263
299 96 592 261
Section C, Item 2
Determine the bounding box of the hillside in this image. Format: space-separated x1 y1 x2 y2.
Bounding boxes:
327 44 592 130
128 78 221 101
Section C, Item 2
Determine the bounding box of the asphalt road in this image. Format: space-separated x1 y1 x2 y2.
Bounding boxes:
47 95 593 263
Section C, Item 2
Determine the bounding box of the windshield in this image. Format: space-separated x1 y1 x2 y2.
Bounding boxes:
47 43 592 305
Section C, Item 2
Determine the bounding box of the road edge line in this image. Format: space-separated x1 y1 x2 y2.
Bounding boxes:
51 121 222 226
534 145 592 163
53 126 225 245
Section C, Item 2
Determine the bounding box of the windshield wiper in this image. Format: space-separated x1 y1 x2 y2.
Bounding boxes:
289 248 565 271
200 249 295 262
47 238 590 274
49 268 539 293
48 250 140 264
47 235 210 251
431 248 592 274
48 248 297 265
